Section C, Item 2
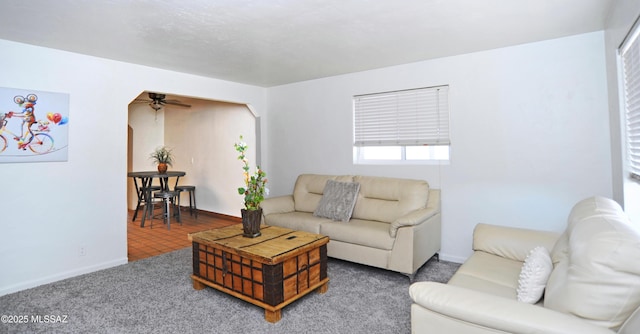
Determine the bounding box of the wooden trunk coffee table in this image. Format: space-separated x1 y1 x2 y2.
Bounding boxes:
190 224 329 323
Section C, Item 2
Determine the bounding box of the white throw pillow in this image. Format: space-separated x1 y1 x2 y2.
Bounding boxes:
517 246 553 304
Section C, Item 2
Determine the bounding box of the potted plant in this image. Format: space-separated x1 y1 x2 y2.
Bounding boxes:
234 135 268 237
149 146 173 174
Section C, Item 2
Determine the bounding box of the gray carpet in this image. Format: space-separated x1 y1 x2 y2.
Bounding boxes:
0 248 460 334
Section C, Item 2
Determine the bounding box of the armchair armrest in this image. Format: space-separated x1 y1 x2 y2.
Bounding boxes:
410 282 614 334
390 207 439 237
473 223 560 262
260 195 295 216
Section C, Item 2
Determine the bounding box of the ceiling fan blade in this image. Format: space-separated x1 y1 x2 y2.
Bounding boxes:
139 92 191 108
164 101 191 108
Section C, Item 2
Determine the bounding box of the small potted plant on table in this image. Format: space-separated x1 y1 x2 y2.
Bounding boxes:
150 146 173 174
234 136 268 237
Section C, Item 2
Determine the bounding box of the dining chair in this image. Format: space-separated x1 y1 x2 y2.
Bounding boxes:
151 190 181 230
175 185 197 217
138 185 162 227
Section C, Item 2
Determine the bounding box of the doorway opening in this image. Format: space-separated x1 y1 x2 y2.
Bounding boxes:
126 91 258 261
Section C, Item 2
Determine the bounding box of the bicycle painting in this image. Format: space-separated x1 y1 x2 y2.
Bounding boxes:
0 87 69 163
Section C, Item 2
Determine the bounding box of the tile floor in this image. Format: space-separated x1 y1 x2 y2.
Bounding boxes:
127 207 238 262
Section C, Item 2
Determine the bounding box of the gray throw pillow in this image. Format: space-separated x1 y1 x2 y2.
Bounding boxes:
313 180 360 222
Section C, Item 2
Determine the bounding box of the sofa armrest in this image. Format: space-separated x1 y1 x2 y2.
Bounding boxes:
260 195 295 216
410 282 614 334
473 223 560 262
389 207 439 237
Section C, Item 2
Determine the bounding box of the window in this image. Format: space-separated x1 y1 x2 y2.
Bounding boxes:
353 85 450 164
620 19 640 181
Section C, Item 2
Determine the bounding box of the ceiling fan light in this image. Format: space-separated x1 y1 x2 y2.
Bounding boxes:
149 100 163 111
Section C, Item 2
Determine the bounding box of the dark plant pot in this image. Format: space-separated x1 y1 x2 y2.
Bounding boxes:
157 163 168 174
241 208 262 238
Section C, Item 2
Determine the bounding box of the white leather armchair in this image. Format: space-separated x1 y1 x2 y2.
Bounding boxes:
410 197 640 334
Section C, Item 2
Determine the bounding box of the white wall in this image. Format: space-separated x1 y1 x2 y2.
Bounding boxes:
128 101 165 174
604 0 640 223
164 100 256 217
0 39 267 296
267 32 611 262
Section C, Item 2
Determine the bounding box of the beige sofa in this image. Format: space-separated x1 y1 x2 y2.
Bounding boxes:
260 174 441 279
409 196 640 334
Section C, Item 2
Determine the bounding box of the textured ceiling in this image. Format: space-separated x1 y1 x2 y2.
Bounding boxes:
0 0 613 87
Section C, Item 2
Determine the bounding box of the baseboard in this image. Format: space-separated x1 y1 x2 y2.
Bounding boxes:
189 208 241 223
0 257 128 297
438 253 466 264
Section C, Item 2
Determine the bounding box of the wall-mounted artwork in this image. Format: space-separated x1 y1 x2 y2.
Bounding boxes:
0 87 69 163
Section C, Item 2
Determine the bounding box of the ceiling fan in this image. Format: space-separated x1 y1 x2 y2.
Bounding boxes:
134 92 191 111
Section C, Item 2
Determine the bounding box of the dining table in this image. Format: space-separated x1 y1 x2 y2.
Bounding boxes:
128 170 186 227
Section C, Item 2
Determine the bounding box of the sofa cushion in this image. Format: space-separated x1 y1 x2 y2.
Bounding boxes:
320 219 395 250
516 246 552 304
352 175 429 223
447 251 522 300
293 174 353 213
545 196 640 330
313 180 360 222
263 212 326 234
550 196 627 264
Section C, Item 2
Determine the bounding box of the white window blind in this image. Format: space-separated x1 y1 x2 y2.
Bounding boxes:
353 85 450 147
621 20 640 180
